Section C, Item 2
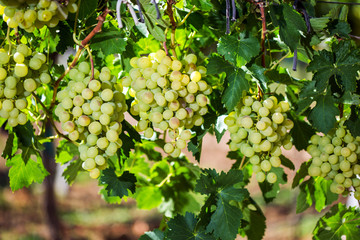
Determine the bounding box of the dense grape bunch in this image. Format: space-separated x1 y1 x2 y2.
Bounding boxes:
307 120 360 199
0 44 50 127
225 95 294 183
55 62 127 179
0 0 78 32
123 50 212 157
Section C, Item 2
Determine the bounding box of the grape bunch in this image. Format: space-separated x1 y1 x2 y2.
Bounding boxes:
307 120 360 199
55 62 127 179
123 50 212 158
0 44 50 127
0 0 78 32
225 95 294 183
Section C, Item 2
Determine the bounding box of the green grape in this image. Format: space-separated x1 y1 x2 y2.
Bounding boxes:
266 172 277 183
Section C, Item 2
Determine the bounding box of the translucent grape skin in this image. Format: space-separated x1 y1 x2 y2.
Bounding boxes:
127 50 211 158
225 95 294 184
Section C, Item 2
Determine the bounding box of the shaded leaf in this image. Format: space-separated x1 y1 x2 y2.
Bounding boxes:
100 169 137 198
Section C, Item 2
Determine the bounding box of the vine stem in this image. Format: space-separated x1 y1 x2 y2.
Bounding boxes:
339 103 344 118
50 8 111 109
269 51 291 70
85 45 95 80
166 0 178 58
239 156 246 170
259 2 267 68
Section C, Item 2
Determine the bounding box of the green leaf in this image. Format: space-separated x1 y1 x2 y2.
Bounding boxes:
292 161 311 188
56 140 78 164
280 155 295 170
259 167 287 203
290 116 316 151
62 159 83 185
307 41 360 93
139 229 165 240
137 140 162 161
310 17 330 32
328 20 351 38
100 169 137 198
167 212 215 240
240 198 266 240
186 0 213 11
195 169 219 195
313 203 360 240
308 94 339 134
296 177 338 213
296 178 314 213
206 187 249 240
218 34 260 67
91 31 127 56
269 3 307 51
207 55 233 75
56 21 74 54
2 133 16 159
78 0 97 19
222 69 249 112
344 106 360 137
140 0 170 42
135 186 163 210
6 155 49 191
248 64 269 91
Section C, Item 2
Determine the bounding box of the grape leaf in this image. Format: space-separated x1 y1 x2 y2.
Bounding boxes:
296 177 338 213
167 212 215 240
258 167 287 203
6 155 49 191
307 41 360 93
135 186 163 210
248 64 269 91
62 159 83 185
313 203 360 240
292 161 311 188
222 68 249 112
91 31 127 56
186 0 213 11
56 21 74 54
2 133 16 160
206 187 249 240
207 55 233 75
290 116 316 151
328 20 351 38
308 94 339 134
100 169 137 198
344 106 360 137
78 0 98 19
139 229 165 240
56 140 78 164
240 198 266 240
269 3 307 51
280 155 295 170
218 34 260 67
195 168 219 195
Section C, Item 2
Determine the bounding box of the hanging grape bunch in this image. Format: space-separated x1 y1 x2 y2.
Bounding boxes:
0 0 78 32
225 95 294 183
55 62 127 179
123 50 212 158
0 44 50 127
307 119 360 199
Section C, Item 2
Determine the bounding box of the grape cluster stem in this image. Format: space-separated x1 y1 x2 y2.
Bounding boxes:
51 8 111 110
